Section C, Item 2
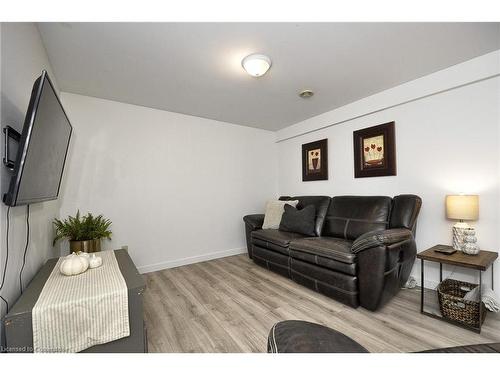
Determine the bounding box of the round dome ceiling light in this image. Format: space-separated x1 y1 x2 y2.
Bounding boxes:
241 54 272 77
299 89 314 98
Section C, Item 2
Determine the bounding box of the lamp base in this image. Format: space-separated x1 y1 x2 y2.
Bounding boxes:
452 221 471 251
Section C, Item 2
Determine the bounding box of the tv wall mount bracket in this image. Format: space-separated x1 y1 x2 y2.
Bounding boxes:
3 125 21 170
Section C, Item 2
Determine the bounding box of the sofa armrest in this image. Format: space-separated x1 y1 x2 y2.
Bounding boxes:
355 229 417 310
351 228 413 254
243 214 264 259
243 214 265 231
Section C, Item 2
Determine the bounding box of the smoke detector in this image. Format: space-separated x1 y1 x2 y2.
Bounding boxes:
299 89 314 98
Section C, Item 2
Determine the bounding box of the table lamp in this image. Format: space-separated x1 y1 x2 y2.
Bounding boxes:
445 195 479 251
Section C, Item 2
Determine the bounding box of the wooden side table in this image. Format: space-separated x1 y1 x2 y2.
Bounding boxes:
417 245 497 333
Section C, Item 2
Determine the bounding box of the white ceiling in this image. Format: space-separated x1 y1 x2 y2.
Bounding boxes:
38 23 500 131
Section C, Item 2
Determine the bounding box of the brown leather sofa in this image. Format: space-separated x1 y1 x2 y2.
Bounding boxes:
243 195 422 311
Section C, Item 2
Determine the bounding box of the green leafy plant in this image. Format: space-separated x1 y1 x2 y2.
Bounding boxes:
53 211 112 246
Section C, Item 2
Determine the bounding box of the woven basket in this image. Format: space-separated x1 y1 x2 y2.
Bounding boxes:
437 279 486 328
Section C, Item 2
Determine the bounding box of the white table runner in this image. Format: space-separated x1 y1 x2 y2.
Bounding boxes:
32 250 130 353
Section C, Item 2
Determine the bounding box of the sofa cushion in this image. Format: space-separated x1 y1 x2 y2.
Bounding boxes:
280 196 331 236
262 200 299 230
279 204 316 236
289 237 355 264
322 196 392 240
251 229 307 255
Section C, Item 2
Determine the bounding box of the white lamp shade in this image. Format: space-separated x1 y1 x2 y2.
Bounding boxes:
446 195 479 221
241 54 271 77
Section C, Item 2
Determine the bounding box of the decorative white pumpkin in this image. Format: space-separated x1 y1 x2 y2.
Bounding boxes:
89 254 103 269
60 253 89 276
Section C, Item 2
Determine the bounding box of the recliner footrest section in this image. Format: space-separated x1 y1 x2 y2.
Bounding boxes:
289 249 357 276
290 258 359 308
252 245 290 278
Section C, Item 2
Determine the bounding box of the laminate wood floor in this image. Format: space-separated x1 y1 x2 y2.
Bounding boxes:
143 254 500 352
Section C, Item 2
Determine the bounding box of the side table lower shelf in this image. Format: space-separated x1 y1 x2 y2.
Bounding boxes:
420 287 486 333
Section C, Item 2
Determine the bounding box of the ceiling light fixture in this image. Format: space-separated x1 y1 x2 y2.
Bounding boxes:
241 54 272 77
299 89 314 98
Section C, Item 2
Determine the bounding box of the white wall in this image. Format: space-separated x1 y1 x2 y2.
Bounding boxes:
58 93 277 273
277 52 500 289
0 23 61 346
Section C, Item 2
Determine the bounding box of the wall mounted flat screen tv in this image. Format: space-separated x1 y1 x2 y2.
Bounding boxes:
3 70 72 207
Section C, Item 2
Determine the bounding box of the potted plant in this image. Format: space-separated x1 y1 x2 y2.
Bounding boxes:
53 211 112 253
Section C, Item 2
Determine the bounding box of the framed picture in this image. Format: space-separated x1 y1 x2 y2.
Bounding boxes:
302 138 328 181
353 121 396 178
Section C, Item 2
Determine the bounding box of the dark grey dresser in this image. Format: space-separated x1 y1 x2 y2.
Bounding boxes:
4 249 147 353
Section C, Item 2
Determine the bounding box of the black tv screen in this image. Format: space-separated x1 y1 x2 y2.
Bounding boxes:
3 71 72 207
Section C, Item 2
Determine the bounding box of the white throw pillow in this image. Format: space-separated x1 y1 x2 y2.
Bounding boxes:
262 200 299 230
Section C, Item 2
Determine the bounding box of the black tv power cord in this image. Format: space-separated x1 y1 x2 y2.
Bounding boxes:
0 206 11 313
0 204 30 314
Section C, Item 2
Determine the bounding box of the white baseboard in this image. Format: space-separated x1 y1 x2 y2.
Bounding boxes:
137 247 247 274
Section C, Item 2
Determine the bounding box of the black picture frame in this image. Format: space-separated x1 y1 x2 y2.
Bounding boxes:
353 121 396 178
302 138 328 181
